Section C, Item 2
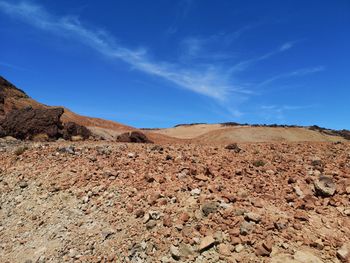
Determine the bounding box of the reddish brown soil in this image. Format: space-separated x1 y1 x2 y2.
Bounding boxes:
0 139 349 262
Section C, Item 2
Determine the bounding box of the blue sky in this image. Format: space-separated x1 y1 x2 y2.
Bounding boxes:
0 0 349 129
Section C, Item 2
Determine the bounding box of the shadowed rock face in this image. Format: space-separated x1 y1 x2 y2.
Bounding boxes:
1 106 64 140
117 131 153 143
0 126 5 137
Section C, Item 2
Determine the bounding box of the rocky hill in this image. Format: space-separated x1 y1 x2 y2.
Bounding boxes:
0 76 153 142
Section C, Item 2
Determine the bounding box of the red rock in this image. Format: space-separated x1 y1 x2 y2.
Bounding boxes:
179 212 190 223
163 215 173 227
294 211 309 221
255 242 271 257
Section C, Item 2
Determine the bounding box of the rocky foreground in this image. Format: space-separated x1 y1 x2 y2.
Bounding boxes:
0 138 349 263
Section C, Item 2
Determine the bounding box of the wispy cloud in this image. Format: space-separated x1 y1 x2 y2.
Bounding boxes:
258 66 325 87
229 41 297 73
179 24 259 63
0 0 318 122
0 0 250 101
258 104 315 121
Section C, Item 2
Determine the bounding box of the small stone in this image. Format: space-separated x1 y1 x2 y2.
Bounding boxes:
225 143 241 153
255 243 271 257
127 153 135 158
199 235 216 252
57 146 75 154
135 209 145 218
201 202 218 216
262 240 273 253
69 248 78 258
337 243 350 262
174 223 183 231
310 239 324 250
293 185 305 198
294 211 308 221
163 215 173 227
170 245 181 260
165 155 173 161
235 244 245 253
244 212 261 223
314 176 336 197
230 237 241 245
240 221 254 235
195 174 209 181
346 186 350 194
19 181 28 188
101 230 114 240
146 220 157 230
217 243 231 256
191 188 201 196
179 212 190 223
149 210 161 220
178 243 195 258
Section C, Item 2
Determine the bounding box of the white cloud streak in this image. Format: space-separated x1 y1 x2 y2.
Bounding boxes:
258 66 325 87
258 104 315 121
0 0 246 101
229 41 297 73
0 0 318 122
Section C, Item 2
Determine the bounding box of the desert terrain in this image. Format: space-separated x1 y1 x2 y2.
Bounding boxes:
1 76 350 263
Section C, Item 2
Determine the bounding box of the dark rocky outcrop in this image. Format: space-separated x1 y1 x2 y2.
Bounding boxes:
0 125 6 137
1 106 64 140
117 131 153 143
0 76 91 141
0 107 92 141
62 122 91 140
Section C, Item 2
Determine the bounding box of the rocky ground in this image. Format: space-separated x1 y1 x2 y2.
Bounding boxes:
0 137 349 263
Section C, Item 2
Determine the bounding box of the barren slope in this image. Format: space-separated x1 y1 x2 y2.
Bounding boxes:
154 124 345 143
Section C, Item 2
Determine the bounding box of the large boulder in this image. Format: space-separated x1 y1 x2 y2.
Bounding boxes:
1 106 64 140
62 122 91 140
116 131 153 143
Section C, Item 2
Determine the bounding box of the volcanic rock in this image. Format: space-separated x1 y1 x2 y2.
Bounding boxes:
117 131 153 143
1 106 64 140
217 243 231 256
225 143 241 153
0 126 6 137
62 122 91 140
201 202 219 216
170 245 181 260
314 176 336 197
244 212 261 223
337 243 350 262
199 235 216 252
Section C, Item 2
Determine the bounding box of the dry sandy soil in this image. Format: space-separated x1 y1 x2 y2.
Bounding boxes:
153 124 345 144
1 137 349 263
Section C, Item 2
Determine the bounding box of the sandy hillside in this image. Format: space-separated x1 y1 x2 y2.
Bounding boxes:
153 124 345 143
